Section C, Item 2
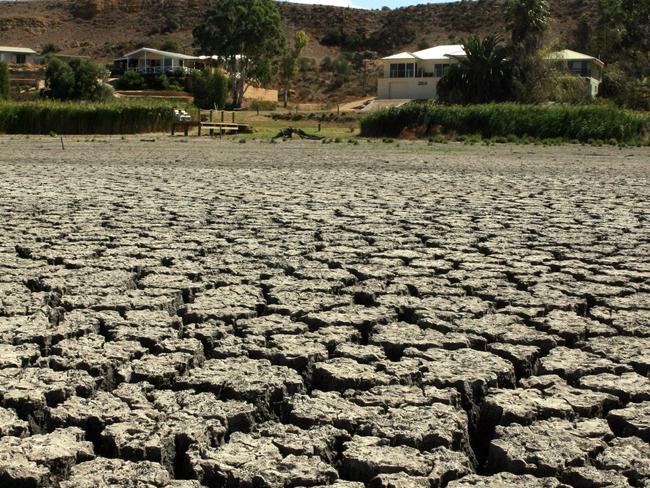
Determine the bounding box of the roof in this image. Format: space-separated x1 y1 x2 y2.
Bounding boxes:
382 44 466 61
547 49 604 66
383 52 418 61
412 44 466 60
0 46 37 54
121 47 199 61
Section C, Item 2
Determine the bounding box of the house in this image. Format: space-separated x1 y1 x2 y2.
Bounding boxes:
0 46 38 65
112 48 203 75
377 45 465 100
547 49 604 99
113 47 279 105
378 45 604 100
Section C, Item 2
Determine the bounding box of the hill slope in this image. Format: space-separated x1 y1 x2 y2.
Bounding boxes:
0 0 596 102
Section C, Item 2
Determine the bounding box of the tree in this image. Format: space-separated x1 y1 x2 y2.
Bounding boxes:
279 31 309 108
505 0 550 50
159 39 179 53
45 57 76 100
41 43 59 55
505 0 551 102
190 69 229 109
44 57 109 101
69 58 103 100
0 61 9 101
117 70 145 90
193 0 285 107
437 35 513 104
593 0 649 108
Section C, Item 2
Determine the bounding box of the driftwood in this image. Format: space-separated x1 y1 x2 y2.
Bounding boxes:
273 127 324 140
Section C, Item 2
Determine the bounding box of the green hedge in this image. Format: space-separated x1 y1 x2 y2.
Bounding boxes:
360 103 649 143
0 100 179 134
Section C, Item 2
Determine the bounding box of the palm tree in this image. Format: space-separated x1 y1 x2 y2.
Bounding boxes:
505 0 551 102
505 0 551 50
437 35 513 104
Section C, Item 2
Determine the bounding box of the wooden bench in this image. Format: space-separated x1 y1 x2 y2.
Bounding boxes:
171 120 200 136
198 122 251 136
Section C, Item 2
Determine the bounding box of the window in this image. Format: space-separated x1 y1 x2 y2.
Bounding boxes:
434 64 450 78
389 63 416 78
569 60 590 77
15 54 26 64
164 57 173 71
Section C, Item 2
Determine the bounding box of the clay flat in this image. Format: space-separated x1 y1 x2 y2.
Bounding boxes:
0 136 648 487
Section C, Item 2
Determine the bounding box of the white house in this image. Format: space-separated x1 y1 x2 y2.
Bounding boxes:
113 48 203 75
0 46 38 65
377 44 605 100
377 45 465 100
547 49 604 99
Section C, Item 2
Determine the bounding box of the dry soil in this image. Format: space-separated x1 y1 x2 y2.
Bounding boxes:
0 137 648 487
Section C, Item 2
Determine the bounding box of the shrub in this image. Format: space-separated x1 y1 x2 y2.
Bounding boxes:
41 43 59 55
249 100 277 111
117 70 145 90
191 70 229 109
299 57 317 72
553 76 591 104
360 103 649 143
159 39 179 52
69 58 104 100
0 99 178 134
0 61 9 101
93 84 115 103
44 58 76 100
154 74 171 91
44 57 108 101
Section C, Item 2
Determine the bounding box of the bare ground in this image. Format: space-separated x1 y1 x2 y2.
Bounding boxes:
0 137 649 487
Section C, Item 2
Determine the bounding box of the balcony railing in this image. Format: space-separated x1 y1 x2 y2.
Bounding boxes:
126 66 197 75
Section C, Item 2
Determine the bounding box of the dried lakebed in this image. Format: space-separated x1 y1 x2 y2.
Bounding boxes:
0 137 649 488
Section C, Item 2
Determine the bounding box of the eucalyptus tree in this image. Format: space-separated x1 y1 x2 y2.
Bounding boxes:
193 0 286 107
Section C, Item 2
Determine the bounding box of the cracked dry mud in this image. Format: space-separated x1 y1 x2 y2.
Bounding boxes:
0 136 648 488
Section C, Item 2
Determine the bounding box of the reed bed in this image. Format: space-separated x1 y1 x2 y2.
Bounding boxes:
0 100 179 134
360 103 649 143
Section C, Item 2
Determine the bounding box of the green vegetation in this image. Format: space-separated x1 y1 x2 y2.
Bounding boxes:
359 103 649 143
438 35 513 104
44 57 111 102
193 0 285 107
249 100 278 112
0 62 9 101
159 39 179 53
190 70 229 109
279 31 309 108
0 100 177 134
41 43 59 55
590 0 649 109
116 70 145 90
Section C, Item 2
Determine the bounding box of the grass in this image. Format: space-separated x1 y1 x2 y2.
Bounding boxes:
360 103 650 144
232 111 359 141
0 99 182 135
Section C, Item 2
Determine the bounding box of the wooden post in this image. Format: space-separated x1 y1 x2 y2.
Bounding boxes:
317 123 321 132
221 111 224 122
232 111 235 123
209 110 213 122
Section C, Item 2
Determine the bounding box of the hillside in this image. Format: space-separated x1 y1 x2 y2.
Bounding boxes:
0 0 597 102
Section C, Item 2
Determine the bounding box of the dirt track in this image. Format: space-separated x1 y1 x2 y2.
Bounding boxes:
0 137 649 487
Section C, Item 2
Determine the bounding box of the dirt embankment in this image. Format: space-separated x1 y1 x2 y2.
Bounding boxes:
0 0 595 63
